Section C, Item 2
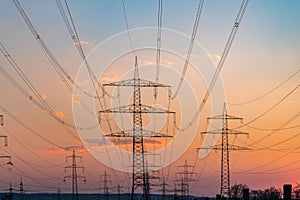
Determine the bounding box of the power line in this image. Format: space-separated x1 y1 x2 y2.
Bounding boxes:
174 0 249 132
121 0 136 56
55 2 130 183
0 42 98 131
228 67 300 105
235 83 300 129
171 0 204 100
0 104 64 149
154 0 163 99
247 111 300 148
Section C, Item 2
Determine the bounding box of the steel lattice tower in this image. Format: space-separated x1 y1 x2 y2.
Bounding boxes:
100 170 112 200
99 56 175 200
0 115 13 169
19 177 24 200
64 149 86 200
175 160 196 199
199 104 250 198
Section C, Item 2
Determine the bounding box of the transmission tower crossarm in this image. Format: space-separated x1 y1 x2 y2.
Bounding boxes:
105 128 173 138
103 78 171 88
198 144 251 151
0 134 8 146
99 104 175 114
207 115 243 121
201 129 249 135
0 155 11 159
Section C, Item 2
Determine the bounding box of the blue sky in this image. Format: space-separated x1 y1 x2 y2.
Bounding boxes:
0 0 300 196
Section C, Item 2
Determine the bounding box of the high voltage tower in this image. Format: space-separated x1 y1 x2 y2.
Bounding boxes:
58 187 61 200
99 170 113 200
20 177 25 200
199 104 250 198
114 184 124 200
175 160 196 199
64 149 86 200
157 178 171 200
99 56 175 200
0 115 13 167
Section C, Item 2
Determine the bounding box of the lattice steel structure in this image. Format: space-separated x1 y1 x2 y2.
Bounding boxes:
100 170 113 200
64 149 86 200
0 115 13 168
99 56 175 200
175 159 196 199
199 104 250 198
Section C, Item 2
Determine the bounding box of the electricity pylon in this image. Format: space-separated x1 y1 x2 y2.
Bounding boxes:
99 56 175 200
175 160 196 199
9 182 14 200
114 184 124 200
100 170 113 200
58 187 61 200
198 104 250 198
0 115 13 168
64 149 86 200
19 177 24 200
157 178 171 200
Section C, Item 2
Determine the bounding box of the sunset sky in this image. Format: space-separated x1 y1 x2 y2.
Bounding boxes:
0 0 300 197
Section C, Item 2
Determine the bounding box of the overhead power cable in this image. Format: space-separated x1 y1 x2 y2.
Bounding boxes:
228 67 300 105
235 83 300 129
172 0 204 100
55 0 132 183
121 0 136 56
154 0 163 99
0 43 96 132
0 104 64 149
175 0 249 131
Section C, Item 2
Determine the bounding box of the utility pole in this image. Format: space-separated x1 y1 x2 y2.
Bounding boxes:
198 104 250 198
99 56 175 200
19 177 24 200
100 170 112 200
175 160 196 199
64 149 86 200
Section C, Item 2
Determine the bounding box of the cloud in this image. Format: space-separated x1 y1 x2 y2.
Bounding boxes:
165 61 174 66
101 75 119 83
85 138 110 146
206 52 221 65
144 139 162 145
73 40 93 46
72 94 81 103
43 145 87 154
75 80 89 87
56 111 66 119
42 93 47 100
214 54 221 62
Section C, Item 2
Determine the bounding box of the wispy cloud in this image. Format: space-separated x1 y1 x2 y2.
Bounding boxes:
101 75 119 83
142 60 155 65
42 93 47 100
44 145 87 154
72 94 81 103
206 52 221 65
73 40 93 47
165 61 174 66
56 111 66 119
